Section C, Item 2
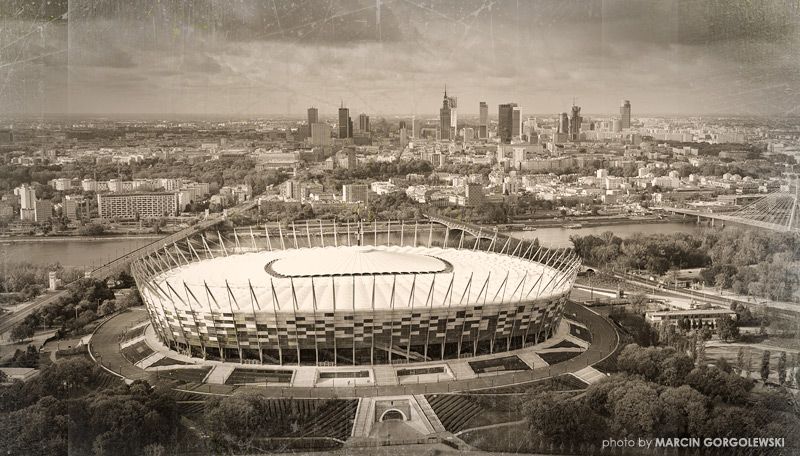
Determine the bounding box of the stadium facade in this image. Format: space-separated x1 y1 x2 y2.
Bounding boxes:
131 221 580 366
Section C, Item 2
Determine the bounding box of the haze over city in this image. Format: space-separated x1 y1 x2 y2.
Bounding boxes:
2 0 800 117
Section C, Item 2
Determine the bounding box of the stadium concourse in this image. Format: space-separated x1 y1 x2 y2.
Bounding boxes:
90 299 617 397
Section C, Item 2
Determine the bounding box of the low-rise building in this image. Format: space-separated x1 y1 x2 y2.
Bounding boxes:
646 308 737 330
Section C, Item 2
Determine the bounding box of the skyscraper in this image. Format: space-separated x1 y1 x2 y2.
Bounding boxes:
558 113 569 134
479 102 488 139
439 87 458 142
358 113 370 132
569 104 582 141
399 120 408 147
620 100 631 129
512 105 522 140
311 123 332 146
308 107 318 126
498 103 518 144
338 104 352 139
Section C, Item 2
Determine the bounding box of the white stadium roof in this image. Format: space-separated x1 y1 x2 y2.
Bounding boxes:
150 246 570 313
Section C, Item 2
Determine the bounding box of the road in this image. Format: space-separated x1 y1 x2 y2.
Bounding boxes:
0 291 62 336
89 307 154 382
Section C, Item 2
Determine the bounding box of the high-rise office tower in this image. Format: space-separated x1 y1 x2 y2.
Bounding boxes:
412 117 421 139
569 104 582 141
512 105 522 140
558 113 569 134
479 102 488 139
399 120 408 147
498 103 518 144
358 113 370 132
338 104 352 139
308 107 319 126
311 123 332 146
439 87 458 141
523 117 537 142
620 100 631 129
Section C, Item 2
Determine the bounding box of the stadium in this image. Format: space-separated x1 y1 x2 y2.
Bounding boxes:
130 220 580 366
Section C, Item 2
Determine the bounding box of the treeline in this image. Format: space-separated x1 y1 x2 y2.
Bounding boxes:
432 202 510 224
0 157 289 197
0 262 86 305
256 192 423 225
0 357 181 456
700 229 800 302
319 159 434 191
570 228 800 302
570 231 710 274
522 344 800 453
10 277 140 342
134 157 287 195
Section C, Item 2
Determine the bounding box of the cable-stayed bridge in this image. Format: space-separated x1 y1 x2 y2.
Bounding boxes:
664 178 800 233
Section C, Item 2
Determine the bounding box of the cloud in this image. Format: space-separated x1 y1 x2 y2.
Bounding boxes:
4 0 799 115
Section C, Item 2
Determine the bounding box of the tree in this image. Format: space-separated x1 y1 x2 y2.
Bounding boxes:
665 269 680 288
795 357 800 388
696 340 706 366
761 350 771 383
10 323 35 342
736 347 745 374
745 354 753 379
10 345 39 368
685 366 753 404
98 299 116 316
659 385 709 439
629 293 648 315
778 351 787 386
717 315 739 342
521 390 600 445
715 273 728 293
204 389 274 446
607 380 661 438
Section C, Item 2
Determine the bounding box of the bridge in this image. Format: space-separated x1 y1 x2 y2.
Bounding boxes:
424 214 495 240
663 180 800 234
88 197 260 279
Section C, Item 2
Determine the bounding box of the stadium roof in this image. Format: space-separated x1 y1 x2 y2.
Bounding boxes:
268 247 449 277
150 245 571 312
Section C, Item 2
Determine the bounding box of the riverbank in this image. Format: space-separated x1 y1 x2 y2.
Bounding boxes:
502 214 691 230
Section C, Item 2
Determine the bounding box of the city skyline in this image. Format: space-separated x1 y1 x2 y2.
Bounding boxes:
1 0 799 117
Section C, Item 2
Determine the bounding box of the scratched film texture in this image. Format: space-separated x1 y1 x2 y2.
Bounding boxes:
1 0 799 117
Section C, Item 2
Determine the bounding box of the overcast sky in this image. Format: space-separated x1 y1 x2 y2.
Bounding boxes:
2 0 799 117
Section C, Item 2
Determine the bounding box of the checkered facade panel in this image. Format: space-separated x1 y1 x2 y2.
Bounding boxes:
140 286 568 351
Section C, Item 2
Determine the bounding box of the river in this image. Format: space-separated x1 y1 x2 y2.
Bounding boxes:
0 222 702 268
507 222 702 248
0 237 157 270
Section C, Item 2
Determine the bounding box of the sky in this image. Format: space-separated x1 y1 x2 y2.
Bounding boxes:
1 0 799 117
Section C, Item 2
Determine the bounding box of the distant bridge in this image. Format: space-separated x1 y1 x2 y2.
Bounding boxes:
663 179 800 234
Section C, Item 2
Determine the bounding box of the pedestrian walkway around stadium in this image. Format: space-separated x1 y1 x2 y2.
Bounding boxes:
89 300 618 398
